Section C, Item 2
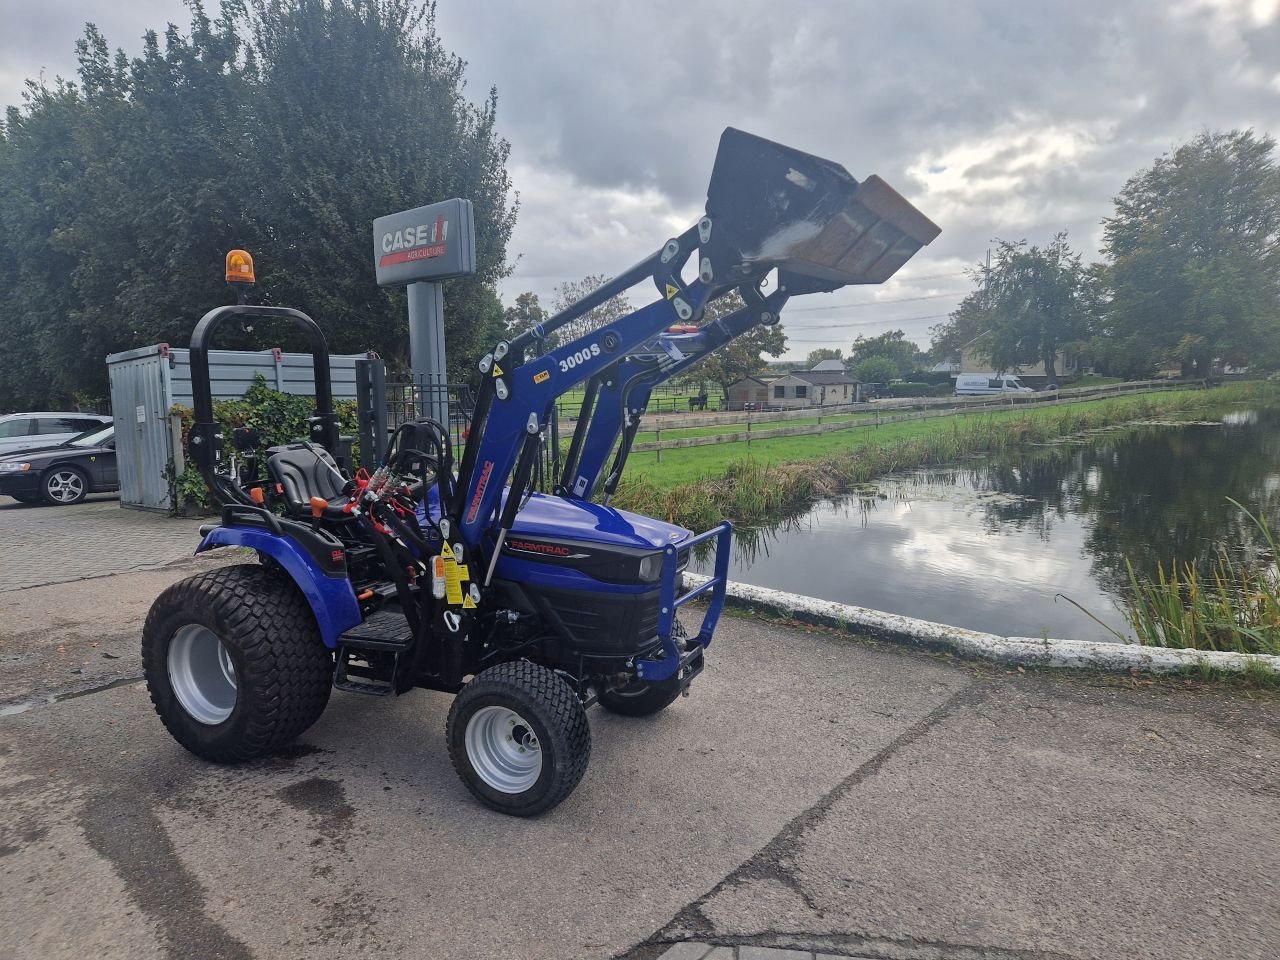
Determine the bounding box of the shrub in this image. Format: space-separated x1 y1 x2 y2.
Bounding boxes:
167 373 358 512
886 383 934 398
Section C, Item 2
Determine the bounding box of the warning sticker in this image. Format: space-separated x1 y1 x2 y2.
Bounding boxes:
665 283 679 300
440 541 454 560
492 363 504 378
462 593 477 610
533 369 550 385
444 559 463 605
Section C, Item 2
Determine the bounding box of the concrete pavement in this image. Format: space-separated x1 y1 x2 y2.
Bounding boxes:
0 494 207 592
0 501 1277 959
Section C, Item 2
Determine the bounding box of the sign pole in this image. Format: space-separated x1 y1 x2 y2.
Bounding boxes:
407 280 448 424
372 197 476 431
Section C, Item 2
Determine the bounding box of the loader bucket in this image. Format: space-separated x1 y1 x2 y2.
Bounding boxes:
704 128 941 291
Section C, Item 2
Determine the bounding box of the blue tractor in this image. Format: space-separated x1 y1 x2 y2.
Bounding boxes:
142 129 939 815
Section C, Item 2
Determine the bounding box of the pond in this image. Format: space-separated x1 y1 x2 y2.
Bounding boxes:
693 405 1280 642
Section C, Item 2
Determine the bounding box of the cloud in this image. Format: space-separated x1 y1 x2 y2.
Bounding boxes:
6 0 1279 357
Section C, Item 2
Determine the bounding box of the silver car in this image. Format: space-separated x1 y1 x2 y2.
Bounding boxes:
0 412 113 456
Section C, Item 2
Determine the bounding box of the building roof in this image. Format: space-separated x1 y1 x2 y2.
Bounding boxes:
810 358 847 372
787 369 859 385
726 374 779 388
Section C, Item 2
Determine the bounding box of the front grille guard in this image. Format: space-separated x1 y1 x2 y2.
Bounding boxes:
635 522 733 681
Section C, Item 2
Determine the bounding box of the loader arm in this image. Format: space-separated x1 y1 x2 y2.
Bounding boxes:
448 127 942 574
564 283 791 503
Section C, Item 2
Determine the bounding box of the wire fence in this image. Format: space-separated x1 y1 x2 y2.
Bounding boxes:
630 379 1204 458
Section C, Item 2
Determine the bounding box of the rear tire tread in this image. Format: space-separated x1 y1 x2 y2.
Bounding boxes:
142 564 332 763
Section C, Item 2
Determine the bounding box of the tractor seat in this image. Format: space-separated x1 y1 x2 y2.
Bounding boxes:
266 442 350 518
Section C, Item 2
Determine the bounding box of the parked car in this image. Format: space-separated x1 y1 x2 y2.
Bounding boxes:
954 374 1034 396
0 412 112 456
0 424 118 505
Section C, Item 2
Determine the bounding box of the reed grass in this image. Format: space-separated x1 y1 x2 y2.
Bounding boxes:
1110 501 1280 656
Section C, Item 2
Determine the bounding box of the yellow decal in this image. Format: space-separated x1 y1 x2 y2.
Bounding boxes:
440 541 454 560
444 559 463 605
462 593 477 610
533 369 551 385
492 363 504 378
665 283 679 300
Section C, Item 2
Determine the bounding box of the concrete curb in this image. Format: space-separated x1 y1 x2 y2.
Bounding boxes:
684 574 1280 677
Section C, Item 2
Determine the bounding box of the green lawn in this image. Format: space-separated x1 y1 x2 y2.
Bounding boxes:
1068 375 1126 387
634 411 870 444
622 389 1206 487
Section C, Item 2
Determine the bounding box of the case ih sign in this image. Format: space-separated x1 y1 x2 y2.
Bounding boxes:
373 198 476 286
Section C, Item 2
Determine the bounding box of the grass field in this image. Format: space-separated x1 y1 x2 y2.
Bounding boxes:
609 383 1273 528
621 387 1213 487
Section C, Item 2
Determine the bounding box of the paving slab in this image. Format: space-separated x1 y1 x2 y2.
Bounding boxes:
0 495 207 592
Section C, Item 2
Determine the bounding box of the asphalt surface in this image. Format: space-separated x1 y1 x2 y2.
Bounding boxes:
1 500 1277 960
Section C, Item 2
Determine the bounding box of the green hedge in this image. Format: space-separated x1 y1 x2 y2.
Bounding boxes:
886 383 935 398
167 374 358 512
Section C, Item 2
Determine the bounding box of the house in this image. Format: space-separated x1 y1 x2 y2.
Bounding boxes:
727 364 859 410
954 346 1080 386
810 358 847 372
725 375 779 411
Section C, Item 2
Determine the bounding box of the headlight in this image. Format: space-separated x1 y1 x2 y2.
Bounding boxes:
0 462 31 473
637 553 664 582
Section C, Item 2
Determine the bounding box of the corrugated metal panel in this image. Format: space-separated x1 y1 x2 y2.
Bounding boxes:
164 348 366 405
107 349 176 511
105 344 368 511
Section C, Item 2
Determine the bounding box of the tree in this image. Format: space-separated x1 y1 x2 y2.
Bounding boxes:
805 347 843 367
504 291 546 337
0 0 517 409
984 234 1091 380
853 356 898 385
1102 129 1280 375
931 236 1091 380
849 329 920 377
549 274 633 347
929 291 988 367
696 292 787 399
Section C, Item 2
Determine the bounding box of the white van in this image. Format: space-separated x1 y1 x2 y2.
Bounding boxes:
954 374 1034 396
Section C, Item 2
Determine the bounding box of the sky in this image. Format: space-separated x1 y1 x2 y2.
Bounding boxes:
4 0 1280 360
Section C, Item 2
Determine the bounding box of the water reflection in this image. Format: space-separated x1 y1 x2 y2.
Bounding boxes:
695 406 1280 642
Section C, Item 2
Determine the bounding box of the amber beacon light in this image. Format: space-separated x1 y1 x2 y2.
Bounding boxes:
225 249 256 285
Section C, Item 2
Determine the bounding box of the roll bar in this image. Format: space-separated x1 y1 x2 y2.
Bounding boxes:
186 304 340 499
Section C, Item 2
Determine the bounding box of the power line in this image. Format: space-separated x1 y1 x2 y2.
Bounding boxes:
783 289 969 314
781 315 953 343
778 316 952 335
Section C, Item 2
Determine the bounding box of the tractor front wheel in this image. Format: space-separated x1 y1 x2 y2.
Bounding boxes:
142 564 332 763
597 621 698 718
446 661 591 817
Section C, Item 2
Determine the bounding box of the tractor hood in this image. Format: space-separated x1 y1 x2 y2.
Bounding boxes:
504 491 692 550
703 127 941 293
419 488 692 551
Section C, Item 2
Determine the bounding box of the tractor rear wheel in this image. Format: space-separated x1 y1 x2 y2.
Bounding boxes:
142 564 332 763
446 661 590 817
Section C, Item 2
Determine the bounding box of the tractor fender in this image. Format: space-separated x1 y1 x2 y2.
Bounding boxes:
196 527 361 649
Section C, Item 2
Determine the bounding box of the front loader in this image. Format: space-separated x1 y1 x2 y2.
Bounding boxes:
142 128 940 816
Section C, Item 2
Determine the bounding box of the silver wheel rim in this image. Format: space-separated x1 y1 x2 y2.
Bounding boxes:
46 470 84 503
167 624 238 725
465 706 542 794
